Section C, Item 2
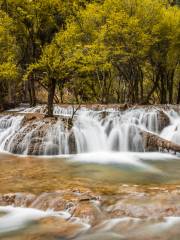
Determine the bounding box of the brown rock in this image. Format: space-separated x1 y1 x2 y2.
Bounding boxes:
73 201 104 226
157 110 170 132
12 217 87 240
30 190 100 214
0 193 36 207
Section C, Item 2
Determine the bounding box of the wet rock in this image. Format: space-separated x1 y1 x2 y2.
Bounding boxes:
30 138 43 144
0 190 100 213
4 120 57 155
73 200 105 226
2 187 180 219
34 217 86 239
44 193 102 225
23 113 45 123
106 188 180 218
3 113 73 155
0 193 36 207
27 143 46 155
157 110 170 132
101 111 109 119
30 192 75 212
30 190 100 214
14 217 88 240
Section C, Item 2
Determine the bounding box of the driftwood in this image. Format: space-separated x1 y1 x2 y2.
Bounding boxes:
141 130 180 153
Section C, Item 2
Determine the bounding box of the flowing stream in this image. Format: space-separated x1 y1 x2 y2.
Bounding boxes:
1 105 180 155
0 105 180 239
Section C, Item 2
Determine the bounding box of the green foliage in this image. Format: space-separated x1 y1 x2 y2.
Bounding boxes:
0 10 19 81
0 0 179 106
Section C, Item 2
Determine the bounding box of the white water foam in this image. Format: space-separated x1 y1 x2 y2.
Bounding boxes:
0 206 70 234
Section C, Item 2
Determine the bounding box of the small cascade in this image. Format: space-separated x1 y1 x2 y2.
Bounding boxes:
0 115 24 152
44 121 70 155
160 110 180 145
0 105 179 155
72 111 144 152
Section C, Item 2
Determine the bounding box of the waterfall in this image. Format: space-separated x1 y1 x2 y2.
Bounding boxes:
44 121 70 155
0 115 24 152
0 106 180 155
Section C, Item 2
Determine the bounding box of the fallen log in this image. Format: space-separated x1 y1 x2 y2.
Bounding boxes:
141 130 180 153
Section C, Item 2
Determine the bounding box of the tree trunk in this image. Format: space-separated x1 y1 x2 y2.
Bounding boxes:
8 81 13 104
31 77 36 107
47 78 56 117
28 80 32 107
140 77 144 103
59 84 64 104
22 81 29 103
37 80 59 104
134 79 139 103
28 77 36 107
141 130 180 153
168 80 173 104
160 77 167 104
177 82 180 104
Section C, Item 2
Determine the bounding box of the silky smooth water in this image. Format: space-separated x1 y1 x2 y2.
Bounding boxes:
0 152 180 239
1 105 180 155
0 152 180 194
1 105 180 239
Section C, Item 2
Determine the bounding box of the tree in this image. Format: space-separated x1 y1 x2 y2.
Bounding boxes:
0 0 179 109
148 6 180 103
0 10 20 105
1 0 67 106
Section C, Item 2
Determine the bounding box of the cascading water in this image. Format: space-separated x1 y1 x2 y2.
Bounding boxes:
0 105 180 155
44 120 70 155
0 115 24 152
72 110 145 152
160 109 180 144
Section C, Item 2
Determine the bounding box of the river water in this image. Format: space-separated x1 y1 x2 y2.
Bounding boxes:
0 105 180 239
0 152 180 239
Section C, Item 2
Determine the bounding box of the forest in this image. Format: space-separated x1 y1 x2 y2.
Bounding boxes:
0 0 180 116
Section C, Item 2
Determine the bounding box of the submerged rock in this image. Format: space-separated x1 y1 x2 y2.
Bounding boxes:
31 217 87 240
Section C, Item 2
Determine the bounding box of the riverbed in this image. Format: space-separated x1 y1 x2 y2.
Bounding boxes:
0 152 180 240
